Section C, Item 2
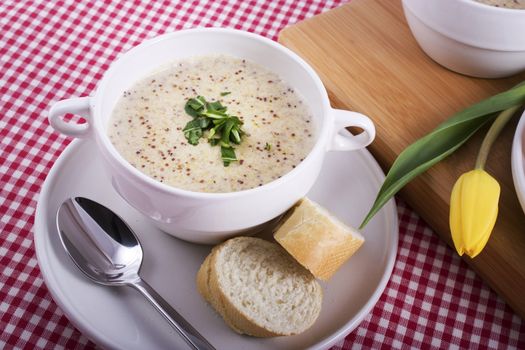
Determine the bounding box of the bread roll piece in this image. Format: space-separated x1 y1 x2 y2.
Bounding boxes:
274 197 364 281
196 237 322 337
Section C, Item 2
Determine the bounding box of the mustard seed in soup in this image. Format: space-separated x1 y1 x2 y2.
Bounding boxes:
108 55 315 193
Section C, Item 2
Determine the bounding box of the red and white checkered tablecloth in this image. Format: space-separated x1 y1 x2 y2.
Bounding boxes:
1 0 524 349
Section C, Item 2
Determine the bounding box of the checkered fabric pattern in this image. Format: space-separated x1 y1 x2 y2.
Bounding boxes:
1 0 524 349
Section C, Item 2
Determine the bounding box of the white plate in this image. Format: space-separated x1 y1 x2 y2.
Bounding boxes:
34 140 398 350
512 110 525 215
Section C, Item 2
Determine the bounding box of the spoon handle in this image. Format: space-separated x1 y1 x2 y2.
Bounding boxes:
131 278 216 350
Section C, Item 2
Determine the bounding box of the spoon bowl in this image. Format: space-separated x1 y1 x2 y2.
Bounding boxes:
56 197 215 350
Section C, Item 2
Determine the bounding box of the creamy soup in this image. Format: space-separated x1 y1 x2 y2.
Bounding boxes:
475 0 525 9
108 55 315 193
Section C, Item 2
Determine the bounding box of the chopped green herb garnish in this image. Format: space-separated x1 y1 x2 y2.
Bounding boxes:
231 128 241 144
207 101 226 112
221 146 237 166
220 91 231 96
203 110 228 119
183 119 204 145
182 95 246 166
190 97 205 110
184 96 206 117
264 142 272 151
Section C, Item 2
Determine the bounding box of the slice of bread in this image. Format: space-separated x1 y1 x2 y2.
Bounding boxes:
196 236 322 337
274 197 365 281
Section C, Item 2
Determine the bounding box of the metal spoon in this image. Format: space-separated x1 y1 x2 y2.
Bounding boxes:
56 197 215 350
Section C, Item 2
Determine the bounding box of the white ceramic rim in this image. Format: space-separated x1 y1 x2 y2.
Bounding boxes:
91 28 332 199
511 110 525 215
34 139 398 350
463 0 525 12
402 0 525 51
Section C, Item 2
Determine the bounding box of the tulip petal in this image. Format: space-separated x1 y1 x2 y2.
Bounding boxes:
462 170 499 257
450 174 466 256
467 206 498 258
449 169 500 258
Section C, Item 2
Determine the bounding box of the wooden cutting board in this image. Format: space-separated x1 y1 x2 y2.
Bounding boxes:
279 0 525 318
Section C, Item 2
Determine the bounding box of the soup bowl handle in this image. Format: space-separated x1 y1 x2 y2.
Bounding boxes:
328 108 376 151
49 97 92 138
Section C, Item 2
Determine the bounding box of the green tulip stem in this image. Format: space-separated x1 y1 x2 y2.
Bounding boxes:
475 105 522 170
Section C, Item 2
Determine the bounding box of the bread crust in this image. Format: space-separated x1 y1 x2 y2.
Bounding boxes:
274 197 365 280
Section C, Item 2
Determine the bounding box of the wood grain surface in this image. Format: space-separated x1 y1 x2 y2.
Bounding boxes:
279 0 525 317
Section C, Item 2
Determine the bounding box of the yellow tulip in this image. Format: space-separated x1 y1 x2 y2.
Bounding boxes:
448 105 519 258
449 169 500 258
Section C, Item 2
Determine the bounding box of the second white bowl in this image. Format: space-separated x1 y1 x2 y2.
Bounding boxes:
402 0 525 78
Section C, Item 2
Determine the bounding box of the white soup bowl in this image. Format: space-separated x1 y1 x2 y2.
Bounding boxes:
48 28 375 244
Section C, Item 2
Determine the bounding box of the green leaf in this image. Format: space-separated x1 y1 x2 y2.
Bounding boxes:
221 119 235 146
196 95 207 104
185 99 203 117
231 129 241 144
184 128 203 145
183 119 204 145
211 120 227 137
207 101 226 112
197 116 211 129
183 118 201 132
184 104 200 118
360 82 525 229
203 110 228 119
189 100 203 110
220 91 231 96
213 118 226 126
207 127 216 139
221 146 237 166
